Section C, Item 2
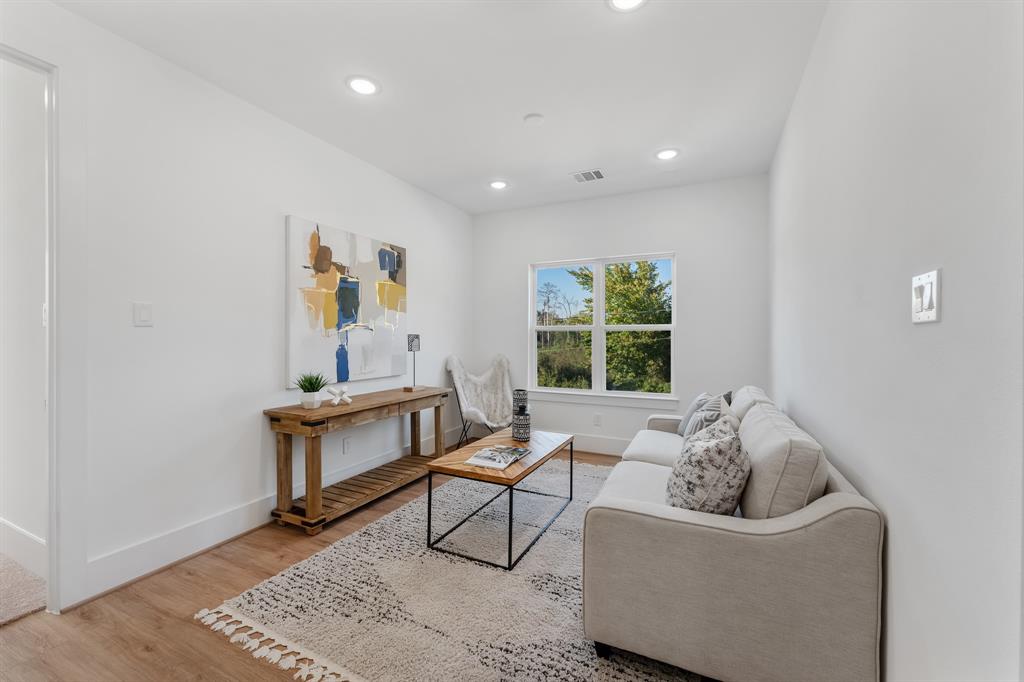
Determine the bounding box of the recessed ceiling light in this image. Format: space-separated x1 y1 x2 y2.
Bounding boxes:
490 180 508 190
609 0 647 12
656 148 679 161
347 76 379 95
523 113 545 127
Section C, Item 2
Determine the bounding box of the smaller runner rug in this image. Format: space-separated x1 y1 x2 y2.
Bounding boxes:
0 554 46 625
196 460 699 682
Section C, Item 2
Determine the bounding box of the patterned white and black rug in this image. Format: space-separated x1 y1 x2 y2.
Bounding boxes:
196 460 699 682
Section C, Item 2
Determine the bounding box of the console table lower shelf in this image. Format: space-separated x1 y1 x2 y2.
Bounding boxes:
271 454 437 532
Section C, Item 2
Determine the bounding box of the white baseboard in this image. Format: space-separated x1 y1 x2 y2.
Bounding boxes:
84 426 461 600
566 432 629 456
0 517 47 579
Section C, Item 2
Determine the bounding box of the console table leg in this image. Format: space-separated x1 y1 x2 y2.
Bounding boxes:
410 411 421 456
275 433 293 513
433 403 444 456
305 435 323 523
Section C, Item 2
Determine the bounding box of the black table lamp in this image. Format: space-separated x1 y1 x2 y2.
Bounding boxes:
403 334 421 392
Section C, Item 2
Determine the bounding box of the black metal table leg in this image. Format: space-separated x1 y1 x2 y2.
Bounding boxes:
569 440 574 500
426 471 433 546
507 485 514 569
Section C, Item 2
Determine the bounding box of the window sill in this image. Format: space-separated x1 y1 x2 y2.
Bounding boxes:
528 388 679 410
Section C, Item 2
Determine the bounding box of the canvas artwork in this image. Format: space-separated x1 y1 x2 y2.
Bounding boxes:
286 216 407 386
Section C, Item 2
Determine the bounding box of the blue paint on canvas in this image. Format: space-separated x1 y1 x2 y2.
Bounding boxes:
378 247 402 283
334 277 360 382
336 334 350 382
337 277 360 328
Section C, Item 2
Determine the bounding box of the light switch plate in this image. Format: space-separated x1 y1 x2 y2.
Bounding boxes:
911 270 939 324
132 301 154 327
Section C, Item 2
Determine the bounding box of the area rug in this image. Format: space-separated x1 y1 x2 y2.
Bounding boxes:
196 460 699 681
0 553 46 625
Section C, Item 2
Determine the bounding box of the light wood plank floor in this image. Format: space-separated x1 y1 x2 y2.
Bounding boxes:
0 449 616 682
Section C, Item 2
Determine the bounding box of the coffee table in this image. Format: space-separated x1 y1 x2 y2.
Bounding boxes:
426 429 573 570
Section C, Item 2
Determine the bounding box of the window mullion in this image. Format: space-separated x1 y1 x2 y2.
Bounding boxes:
529 265 537 389
593 264 606 394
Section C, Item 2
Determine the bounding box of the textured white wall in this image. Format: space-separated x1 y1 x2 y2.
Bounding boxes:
770 1 1023 679
471 175 771 453
1 0 473 606
0 59 49 578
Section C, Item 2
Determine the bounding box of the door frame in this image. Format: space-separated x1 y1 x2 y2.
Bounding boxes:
0 43 60 614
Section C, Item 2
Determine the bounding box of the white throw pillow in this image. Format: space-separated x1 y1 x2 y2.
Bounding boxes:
681 392 734 438
666 418 751 515
676 392 712 436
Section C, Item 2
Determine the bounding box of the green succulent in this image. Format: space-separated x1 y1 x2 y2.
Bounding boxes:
294 372 330 393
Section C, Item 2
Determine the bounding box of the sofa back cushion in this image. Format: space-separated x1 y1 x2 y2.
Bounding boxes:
731 385 774 420
738 403 829 519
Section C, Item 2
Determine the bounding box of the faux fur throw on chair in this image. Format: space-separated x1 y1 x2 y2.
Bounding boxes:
446 354 514 430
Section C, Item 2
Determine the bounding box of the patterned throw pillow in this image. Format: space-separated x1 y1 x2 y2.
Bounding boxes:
676 392 712 436
682 392 732 438
666 418 751 515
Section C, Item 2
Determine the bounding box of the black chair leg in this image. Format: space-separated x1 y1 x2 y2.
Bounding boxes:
456 420 472 449
594 642 612 659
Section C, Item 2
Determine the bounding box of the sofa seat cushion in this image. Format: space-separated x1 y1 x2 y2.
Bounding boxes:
739 403 829 519
598 461 673 505
622 429 686 468
731 385 774 420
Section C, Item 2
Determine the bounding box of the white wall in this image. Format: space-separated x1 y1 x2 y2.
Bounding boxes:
471 175 771 453
770 1 1023 680
1 0 473 607
0 58 49 578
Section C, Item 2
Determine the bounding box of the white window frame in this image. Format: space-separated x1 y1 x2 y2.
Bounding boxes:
528 252 676 402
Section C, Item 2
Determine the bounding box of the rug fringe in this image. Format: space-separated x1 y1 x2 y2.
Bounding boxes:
194 605 365 682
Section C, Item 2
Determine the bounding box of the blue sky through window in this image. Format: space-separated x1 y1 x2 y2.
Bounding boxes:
536 259 671 320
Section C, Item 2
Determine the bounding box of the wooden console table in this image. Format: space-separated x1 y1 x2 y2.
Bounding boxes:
264 386 450 534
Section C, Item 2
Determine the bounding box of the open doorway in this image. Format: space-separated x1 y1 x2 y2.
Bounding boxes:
0 45 57 622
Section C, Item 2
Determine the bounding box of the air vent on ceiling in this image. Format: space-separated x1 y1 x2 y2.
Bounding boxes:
572 168 605 183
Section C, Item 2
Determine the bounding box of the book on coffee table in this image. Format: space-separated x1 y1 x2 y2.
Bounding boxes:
464 445 532 469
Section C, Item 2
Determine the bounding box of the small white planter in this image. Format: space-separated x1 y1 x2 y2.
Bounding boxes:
300 392 322 409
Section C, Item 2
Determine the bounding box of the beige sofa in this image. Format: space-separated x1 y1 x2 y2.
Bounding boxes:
583 386 884 682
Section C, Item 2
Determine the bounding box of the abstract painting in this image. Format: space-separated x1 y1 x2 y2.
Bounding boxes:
286 216 407 386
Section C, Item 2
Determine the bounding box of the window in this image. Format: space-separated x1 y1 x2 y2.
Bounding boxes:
531 254 674 396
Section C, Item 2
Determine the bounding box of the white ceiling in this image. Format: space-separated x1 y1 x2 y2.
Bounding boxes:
58 0 826 215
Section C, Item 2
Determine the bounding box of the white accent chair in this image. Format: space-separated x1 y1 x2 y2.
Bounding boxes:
445 354 514 447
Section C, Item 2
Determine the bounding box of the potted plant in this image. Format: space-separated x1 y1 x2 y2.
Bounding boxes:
294 372 330 409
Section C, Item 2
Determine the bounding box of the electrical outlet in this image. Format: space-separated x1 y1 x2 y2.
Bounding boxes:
593 413 602 427
342 437 351 454
132 301 154 327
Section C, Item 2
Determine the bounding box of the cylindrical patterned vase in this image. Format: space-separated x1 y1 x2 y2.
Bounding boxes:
512 388 528 414
512 409 531 442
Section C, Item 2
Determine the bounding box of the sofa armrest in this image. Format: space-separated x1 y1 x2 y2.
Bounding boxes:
645 414 684 433
583 492 883 682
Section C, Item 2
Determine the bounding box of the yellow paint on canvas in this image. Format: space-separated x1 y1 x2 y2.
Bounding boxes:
320 290 338 329
376 281 406 312
302 287 339 332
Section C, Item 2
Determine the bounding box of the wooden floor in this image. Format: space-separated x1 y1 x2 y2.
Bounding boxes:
0 449 616 682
